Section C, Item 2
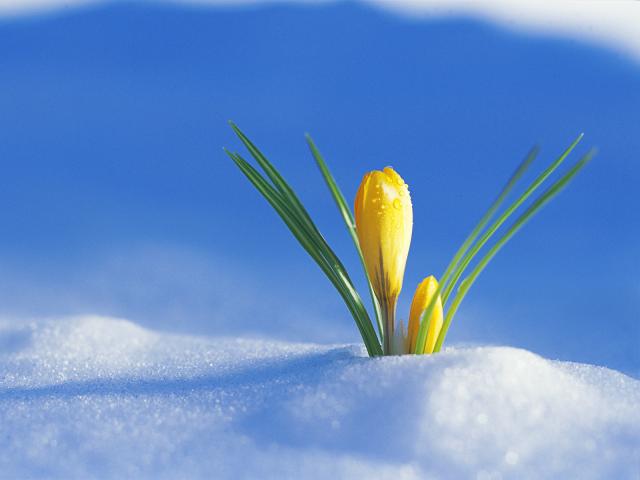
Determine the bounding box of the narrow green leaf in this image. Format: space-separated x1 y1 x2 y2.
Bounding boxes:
433 149 595 352
227 149 381 355
305 134 384 342
438 147 539 297
414 146 539 355
225 146 382 355
229 124 372 330
305 135 356 229
441 134 584 306
229 122 323 238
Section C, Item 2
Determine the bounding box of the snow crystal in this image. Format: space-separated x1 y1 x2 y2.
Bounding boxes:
0 316 638 479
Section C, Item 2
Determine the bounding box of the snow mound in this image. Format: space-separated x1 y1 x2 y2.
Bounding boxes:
0 316 638 479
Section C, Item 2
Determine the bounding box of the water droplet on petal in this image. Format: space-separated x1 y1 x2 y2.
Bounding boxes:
393 198 402 210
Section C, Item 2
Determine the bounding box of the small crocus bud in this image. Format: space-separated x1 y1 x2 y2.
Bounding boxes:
407 276 443 354
355 167 413 354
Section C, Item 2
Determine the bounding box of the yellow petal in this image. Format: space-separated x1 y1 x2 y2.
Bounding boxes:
354 167 413 304
407 276 443 354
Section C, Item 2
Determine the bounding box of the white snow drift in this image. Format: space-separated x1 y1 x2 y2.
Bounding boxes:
0 315 638 479
1 1 640 63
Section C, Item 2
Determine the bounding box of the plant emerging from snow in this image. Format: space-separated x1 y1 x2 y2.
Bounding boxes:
225 123 593 356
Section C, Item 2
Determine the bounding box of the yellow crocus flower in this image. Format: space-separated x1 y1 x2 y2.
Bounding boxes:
407 276 443 354
354 167 413 354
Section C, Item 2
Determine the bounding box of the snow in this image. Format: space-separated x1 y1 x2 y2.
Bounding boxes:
1 316 638 479
2 2 640 64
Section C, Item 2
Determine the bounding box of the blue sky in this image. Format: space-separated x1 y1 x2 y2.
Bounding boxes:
0 1 638 374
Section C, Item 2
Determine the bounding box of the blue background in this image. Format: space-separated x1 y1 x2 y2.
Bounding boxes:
0 2 638 374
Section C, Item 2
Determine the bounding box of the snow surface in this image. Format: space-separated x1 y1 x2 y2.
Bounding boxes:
2 1 640 64
1 315 638 479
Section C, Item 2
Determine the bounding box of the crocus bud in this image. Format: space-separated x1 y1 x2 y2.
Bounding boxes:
407 276 443 354
355 167 412 353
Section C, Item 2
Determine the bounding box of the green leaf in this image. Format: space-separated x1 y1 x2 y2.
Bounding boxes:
305 134 384 342
229 122 323 239
439 147 539 299
433 149 595 352
229 124 364 309
414 146 538 355
227 149 382 354
441 134 584 306
224 136 383 356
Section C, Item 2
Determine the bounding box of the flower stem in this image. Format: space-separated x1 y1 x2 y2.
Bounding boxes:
381 299 396 355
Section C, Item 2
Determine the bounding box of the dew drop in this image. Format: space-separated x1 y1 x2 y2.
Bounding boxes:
393 198 402 210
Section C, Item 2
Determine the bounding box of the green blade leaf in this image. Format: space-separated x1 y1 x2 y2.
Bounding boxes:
414 146 538 355
226 149 381 355
433 149 595 352
229 122 324 238
305 134 384 342
439 147 538 293
305 135 356 229
224 146 382 356
441 134 584 306
229 123 370 317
